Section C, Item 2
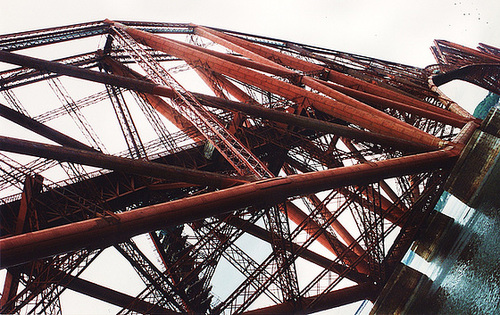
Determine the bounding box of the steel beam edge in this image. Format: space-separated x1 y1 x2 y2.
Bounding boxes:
0 147 458 269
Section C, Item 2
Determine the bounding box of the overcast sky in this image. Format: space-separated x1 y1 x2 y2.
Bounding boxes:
2 0 498 111
2 0 498 63
1 1 498 313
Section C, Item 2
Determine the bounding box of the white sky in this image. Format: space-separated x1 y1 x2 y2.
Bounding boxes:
1 1 499 314
2 0 499 111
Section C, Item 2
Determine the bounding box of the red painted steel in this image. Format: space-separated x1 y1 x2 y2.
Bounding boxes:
285 201 369 273
59 271 173 314
0 176 41 308
224 216 369 284
315 79 470 128
110 21 446 148
0 103 96 151
241 282 379 314
306 194 366 256
0 136 243 188
0 50 435 151
192 24 473 120
0 147 458 269
101 56 205 141
0 21 487 313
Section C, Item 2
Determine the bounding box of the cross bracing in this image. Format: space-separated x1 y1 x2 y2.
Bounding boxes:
0 20 496 314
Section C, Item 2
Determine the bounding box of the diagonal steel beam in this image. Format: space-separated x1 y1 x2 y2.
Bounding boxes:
57 270 175 314
241 282 378 314
113 22 443 148
0 102 95 151
198 25 470 120
0 49 431 151
225 216 368 284
0 147 458 268
0 136 244 188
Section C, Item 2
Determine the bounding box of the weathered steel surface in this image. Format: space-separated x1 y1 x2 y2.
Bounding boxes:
1 20 491 314
0 136 243 187
0 148 457 268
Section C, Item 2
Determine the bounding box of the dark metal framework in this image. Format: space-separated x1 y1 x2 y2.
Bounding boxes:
430 39 500 95
0 20 494 314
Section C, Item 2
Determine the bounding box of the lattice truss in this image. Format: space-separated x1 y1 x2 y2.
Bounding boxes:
429 39 500 96
0 20 484 314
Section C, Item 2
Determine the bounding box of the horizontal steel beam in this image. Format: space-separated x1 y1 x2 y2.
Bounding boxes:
241 282 378 314
0 21 108 51
0 136 244 188
0 147 458 268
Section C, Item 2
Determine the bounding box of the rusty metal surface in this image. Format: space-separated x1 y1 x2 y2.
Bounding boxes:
0 20 490 314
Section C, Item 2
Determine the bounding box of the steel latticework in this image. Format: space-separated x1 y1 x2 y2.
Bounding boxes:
0 20 497 314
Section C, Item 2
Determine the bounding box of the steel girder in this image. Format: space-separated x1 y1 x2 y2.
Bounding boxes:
0 20 483 314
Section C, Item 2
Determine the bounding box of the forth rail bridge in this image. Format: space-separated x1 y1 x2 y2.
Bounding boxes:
0 20 499 314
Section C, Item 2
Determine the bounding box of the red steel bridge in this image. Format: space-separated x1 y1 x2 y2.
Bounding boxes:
0 20 498 314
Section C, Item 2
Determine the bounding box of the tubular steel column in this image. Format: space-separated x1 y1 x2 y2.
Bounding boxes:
111 21 445 148
0 20 483 314
0 175 42 309
0 147 458 269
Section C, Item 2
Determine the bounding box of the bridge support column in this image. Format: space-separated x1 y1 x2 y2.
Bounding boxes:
370 264 433 314
446 107 500 211
411 210 461 261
